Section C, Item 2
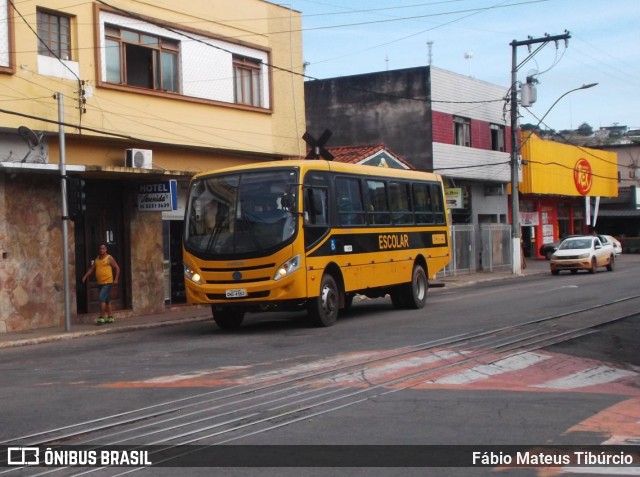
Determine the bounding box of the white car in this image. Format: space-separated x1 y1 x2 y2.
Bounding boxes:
550 235 615 275
601 235 622 256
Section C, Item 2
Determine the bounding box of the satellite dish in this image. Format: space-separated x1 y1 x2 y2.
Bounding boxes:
18 126 42 162
18 126 40 148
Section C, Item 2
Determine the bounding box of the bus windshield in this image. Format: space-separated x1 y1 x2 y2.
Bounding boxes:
185 169 298 258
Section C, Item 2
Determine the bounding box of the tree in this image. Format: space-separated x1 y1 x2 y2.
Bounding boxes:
576 122 593 136
521 123 555 136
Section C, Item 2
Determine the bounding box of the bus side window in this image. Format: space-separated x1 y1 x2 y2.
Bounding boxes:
389 181 413 224
431 184 445 224
365 180 390 225
336 177 365 226
413 183 434 224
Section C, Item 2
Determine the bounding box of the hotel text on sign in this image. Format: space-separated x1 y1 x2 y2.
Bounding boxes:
138 180 178 211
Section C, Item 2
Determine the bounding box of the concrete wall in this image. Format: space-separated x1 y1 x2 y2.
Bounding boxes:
305 67 434 171
0 175 73 332
0 173 169 332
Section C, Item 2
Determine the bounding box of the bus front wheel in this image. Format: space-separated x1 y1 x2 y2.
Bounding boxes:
212 306 245 330
308 274 339 327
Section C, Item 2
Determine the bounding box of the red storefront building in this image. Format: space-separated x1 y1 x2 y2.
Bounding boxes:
517 133 618 259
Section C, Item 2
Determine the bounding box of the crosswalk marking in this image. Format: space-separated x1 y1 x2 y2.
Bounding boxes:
427 351 551 385
102 347 640 397
533 366 636 389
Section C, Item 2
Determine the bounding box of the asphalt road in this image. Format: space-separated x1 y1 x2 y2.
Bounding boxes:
1 256 640 477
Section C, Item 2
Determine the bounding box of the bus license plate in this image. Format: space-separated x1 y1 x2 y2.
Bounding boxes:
225 289 247 298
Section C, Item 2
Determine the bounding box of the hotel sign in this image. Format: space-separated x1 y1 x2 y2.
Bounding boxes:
138 180 178 211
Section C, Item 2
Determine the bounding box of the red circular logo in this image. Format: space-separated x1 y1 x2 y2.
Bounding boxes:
574 158 592 195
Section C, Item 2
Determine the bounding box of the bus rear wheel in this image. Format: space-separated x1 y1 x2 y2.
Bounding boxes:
392 264 428 309
212 305 245 330
308 274 339 327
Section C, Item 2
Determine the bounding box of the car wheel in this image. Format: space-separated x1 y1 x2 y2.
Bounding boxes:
589 257 597 274
606 255 615 272
551 270 559 276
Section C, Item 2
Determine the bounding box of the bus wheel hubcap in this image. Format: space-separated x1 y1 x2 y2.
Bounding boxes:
321 286 336 315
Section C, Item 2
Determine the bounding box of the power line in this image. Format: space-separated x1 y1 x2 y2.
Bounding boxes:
522 109 632 169
525 159 619 182
434 160 510 171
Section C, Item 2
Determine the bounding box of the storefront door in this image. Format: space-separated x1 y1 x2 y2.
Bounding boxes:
75 181 128 315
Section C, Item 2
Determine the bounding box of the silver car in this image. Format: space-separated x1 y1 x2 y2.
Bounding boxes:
550 235 615 275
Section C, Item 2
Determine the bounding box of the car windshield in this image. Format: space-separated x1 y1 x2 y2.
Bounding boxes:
559 238 592 250
184 169 298 258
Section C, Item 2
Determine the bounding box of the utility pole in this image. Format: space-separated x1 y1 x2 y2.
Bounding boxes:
56 93 72 331
509 32 571 275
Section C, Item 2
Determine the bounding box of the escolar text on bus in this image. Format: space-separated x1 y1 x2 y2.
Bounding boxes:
378 233 409 250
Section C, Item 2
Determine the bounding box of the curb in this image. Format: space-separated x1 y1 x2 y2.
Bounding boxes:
437 269 547 287
0 315 211 349
0 267 554 349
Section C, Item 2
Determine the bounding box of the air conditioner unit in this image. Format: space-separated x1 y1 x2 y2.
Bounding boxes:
125 149 153 169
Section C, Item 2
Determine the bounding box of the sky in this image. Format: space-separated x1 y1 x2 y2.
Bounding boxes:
282 0 640 132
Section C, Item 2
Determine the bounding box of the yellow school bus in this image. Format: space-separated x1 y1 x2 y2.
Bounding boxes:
183 160 450 329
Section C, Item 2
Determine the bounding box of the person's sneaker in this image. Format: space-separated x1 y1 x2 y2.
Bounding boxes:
106 316 115 324
95 316 106 326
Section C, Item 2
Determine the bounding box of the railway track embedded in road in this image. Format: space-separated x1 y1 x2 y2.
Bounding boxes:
2 294 640 476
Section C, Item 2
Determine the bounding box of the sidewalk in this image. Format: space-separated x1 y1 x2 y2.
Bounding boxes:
0 259 549 349
436 257 548 288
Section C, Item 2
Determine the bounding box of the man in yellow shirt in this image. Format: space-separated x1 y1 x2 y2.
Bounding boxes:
82 243 121 325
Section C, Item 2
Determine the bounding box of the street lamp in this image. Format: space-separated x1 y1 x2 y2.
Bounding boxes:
510 82 598 275
531 83 598 131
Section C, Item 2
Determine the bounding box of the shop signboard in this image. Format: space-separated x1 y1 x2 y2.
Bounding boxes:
520 212 539 226
445 188 463 209
519 133 618 197
137 180 178 211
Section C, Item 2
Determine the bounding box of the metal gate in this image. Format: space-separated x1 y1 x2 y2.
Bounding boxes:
437 224 513 277
439 224 475 277
480 224 512 272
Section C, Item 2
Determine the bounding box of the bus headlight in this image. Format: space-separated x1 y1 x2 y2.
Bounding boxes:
274 255 301 281
184 264 202 284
